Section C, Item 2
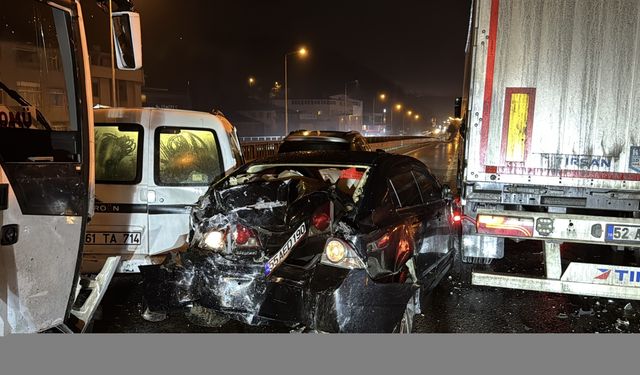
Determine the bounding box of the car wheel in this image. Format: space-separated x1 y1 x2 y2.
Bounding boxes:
393 297 416 333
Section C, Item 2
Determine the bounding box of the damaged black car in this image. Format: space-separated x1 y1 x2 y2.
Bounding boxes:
141 151 459 332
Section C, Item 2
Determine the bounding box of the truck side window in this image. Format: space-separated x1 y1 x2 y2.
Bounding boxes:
155 127 223 186
95 124 143 184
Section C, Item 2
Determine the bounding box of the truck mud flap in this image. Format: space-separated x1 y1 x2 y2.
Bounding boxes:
472 242 640 300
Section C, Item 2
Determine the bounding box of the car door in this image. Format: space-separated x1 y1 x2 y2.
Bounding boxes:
411 164 453 284
82 120 148 273
147 123 225 255
385 164 426 274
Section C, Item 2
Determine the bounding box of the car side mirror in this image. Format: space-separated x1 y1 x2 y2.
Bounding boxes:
112 11 143 70
441 184 454 201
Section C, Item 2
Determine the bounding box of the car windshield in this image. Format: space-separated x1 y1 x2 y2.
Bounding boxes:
224 163 371 203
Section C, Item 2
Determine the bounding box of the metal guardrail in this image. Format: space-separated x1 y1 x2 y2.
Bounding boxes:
240 136 433 162
239 136 284 142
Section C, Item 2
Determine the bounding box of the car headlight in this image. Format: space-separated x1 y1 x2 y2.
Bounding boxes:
202 230 226 251
325 239 346 263
321 238 365 269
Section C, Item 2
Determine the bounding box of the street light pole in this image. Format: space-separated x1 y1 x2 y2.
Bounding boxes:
284 54 289 136
343 80 358 131
372 97 376 127
283 47 308 137
344 83 347 131
392 103 402 135
372 93 386 128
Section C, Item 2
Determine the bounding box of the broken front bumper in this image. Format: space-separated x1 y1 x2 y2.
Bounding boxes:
141 252 415 333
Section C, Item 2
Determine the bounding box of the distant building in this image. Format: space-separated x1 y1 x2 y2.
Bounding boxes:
89 46 143 107
232 99 279 137
271 94 364 133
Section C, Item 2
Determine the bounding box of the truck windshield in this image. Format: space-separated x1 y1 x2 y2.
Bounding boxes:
0 1 78 134
0 1 85 216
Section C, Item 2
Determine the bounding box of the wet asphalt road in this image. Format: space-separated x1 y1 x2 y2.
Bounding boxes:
93 138 640 333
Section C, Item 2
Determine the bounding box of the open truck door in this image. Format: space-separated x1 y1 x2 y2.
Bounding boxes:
1 0 142 334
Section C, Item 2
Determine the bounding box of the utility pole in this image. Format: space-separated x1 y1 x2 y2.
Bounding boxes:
109 0 117 106
284 54 288 135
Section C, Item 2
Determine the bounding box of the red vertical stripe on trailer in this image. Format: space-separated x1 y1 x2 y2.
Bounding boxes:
479 0 500 165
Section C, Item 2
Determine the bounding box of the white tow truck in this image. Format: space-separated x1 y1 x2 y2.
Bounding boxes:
0 0 142 334
459 0 640 300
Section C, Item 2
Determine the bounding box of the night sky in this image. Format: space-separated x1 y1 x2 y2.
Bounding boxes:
85 0 471 124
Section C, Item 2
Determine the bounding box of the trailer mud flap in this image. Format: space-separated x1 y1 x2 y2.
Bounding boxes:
473 261 640 301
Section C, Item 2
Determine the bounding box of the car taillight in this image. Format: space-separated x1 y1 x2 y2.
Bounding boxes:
312 212 330 231
310 202 332 235
476 214 534 237
233 224 260 248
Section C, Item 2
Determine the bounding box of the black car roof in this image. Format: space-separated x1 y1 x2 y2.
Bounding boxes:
286 130 361 138
248 150 401 167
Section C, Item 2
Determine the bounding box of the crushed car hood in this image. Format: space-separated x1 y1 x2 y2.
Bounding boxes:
191 176 354 260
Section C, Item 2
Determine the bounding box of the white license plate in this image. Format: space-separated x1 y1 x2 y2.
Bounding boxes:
85 231 141 245
264 223 306 276
605 224 640 243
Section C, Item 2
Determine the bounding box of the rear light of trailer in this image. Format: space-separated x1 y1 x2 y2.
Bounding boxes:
476 214 534 237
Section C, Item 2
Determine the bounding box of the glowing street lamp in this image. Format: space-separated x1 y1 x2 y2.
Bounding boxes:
372 92 387 126
390 103 403 133
284 46 309 135
401 110 414 135
248 76 255 86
